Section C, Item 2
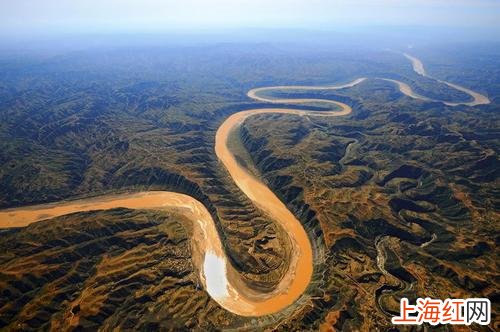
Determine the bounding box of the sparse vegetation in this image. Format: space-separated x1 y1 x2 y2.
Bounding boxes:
0 42 498 330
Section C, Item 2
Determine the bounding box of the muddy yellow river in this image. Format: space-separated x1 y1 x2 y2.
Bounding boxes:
0 54 490 317
403 53 490 106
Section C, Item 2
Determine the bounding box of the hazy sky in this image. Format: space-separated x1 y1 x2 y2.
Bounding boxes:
1 0 499 35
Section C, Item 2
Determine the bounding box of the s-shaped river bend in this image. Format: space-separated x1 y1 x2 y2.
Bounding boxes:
0 54 490 317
